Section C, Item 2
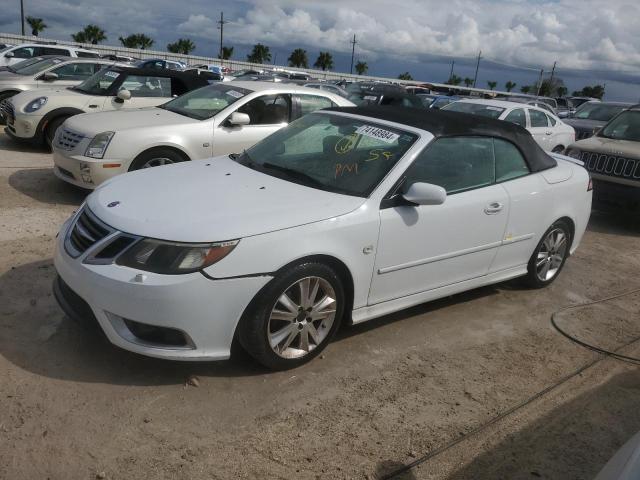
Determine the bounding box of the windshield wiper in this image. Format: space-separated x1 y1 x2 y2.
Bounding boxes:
262 162 325 188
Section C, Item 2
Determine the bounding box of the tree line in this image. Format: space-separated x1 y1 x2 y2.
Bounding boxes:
17 19 608 96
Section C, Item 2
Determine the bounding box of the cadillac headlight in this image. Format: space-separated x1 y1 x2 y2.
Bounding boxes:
116 239 239 274
23 96 47 113
85 132 114 159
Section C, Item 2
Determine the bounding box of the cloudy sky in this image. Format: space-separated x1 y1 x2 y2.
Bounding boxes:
2 0 639 100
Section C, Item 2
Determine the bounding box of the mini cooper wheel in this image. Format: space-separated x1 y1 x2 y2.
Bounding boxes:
129 148 186 171
238 262 345 370
45 116 69 150
525 221 571 288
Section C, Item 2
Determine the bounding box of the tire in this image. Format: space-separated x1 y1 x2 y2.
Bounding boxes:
552 145 564 153
524 221 571 288
45 116 69 150
129 148 187 171
238 262 345 370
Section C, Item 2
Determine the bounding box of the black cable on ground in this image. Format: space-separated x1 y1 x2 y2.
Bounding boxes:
380 287 640 480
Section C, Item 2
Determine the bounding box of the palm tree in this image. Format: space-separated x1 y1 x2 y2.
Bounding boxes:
446 74 462 86
355 61 368 75
247 44 271 64
137 34 154 50
557 86 568 97
398 72 413 80
505 81 516 92
26 17 47 37
521 85 531 94
487 81 497 90
218 46 234 60
71 32 87 43
118 34 139 48
463 77 473 87
314 51 334 71
72 25 106 44
288 48 308 68
167 38 196 55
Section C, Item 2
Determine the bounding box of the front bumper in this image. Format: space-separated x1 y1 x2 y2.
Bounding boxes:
592 177 640 211
53 215 272 360
4 110 44 142
52 146 128 189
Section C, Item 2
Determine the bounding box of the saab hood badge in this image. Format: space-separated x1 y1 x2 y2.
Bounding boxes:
107 201 120 208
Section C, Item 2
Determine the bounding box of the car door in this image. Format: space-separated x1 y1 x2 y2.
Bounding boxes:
368 136 510 305
292 94 336 120
527 108 552 151
6 46 40 66
37 62 99 89
503 107 527 129
103 74 173 111
489 138 553 272
212 93 292 156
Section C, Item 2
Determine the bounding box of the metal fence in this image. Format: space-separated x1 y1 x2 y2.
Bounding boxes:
0 32 423 85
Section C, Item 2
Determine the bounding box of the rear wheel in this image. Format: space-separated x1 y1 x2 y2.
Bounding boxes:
524 221 571 288
129 148 187 171
45 116 69 150
238 262 345 370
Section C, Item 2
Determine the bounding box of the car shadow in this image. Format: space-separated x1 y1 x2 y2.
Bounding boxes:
446 369 640 480
8 168 87 206
0 259 500 386
0 134 49 153
587 209 640 237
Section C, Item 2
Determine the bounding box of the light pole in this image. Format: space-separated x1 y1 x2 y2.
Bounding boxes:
217 12 228 60
472 50 481 88
350 34 357 75
20 0 25 36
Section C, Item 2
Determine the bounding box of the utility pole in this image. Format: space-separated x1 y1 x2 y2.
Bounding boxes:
536 68 544 96
349 34 357 75
472 50 482 88
217 12 228 60
549 61 557 85
449 60 455 81
20 0 25 36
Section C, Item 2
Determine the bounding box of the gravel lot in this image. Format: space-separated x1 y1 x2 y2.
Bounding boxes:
2 131 640 480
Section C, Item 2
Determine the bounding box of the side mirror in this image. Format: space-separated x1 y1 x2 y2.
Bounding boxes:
115 89 131 103
402 182 447 206
5 51 14 58
227 112 250 126
40 71 58 81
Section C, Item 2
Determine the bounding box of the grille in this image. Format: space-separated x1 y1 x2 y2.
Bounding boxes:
580 150 640 181
66 209 111 257
57 128 84 150
1 99 14 124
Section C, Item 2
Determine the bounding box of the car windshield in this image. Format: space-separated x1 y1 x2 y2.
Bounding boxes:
14 57 64 75
160 84 252 120
443 102 505 118
236 112 419 197
574 103 627 122
600 111 640 142
431 97 456 109
73 68 122 95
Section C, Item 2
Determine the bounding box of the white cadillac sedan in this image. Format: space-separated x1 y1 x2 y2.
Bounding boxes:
443 99 575 153
52 82 352 189
53 107 592 369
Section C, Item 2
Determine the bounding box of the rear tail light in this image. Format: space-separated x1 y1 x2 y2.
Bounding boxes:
587 177 593 191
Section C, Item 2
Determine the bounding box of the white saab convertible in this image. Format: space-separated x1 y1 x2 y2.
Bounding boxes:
53 107 592 369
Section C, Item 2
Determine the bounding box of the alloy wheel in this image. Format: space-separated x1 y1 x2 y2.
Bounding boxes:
142 157 174 168
536 227 568 282
267 276 337 359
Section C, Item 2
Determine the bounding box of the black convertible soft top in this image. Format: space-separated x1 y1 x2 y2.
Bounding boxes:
326 106 558 172
109 66 210 91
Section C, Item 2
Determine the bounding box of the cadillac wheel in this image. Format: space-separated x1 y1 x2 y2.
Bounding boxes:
239 263 345 370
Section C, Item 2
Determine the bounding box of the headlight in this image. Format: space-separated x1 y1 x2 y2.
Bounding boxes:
85 132 114 159
116 238 239 274
565 148 581 159
23 96 47 113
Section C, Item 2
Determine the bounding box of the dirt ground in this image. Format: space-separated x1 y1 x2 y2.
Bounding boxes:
2 131 640 480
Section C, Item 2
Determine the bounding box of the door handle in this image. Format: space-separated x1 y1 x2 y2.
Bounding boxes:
484 202 504 215
545 131 552 135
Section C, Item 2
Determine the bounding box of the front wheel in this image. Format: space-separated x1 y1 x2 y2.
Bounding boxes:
129 148 186 171
552 145 565 153
45 116 69 150
238 262 345 370
524 221 571 288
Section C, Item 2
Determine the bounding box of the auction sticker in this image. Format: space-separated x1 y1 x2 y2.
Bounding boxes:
356 125 399 144
226 90 244 99
104 71 120 78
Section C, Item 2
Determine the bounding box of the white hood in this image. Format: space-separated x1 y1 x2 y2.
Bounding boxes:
64 107 196 136
87 156 365 242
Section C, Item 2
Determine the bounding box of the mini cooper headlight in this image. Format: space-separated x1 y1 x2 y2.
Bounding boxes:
116 239 240 274
85 132 115 159
24 96 47 113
